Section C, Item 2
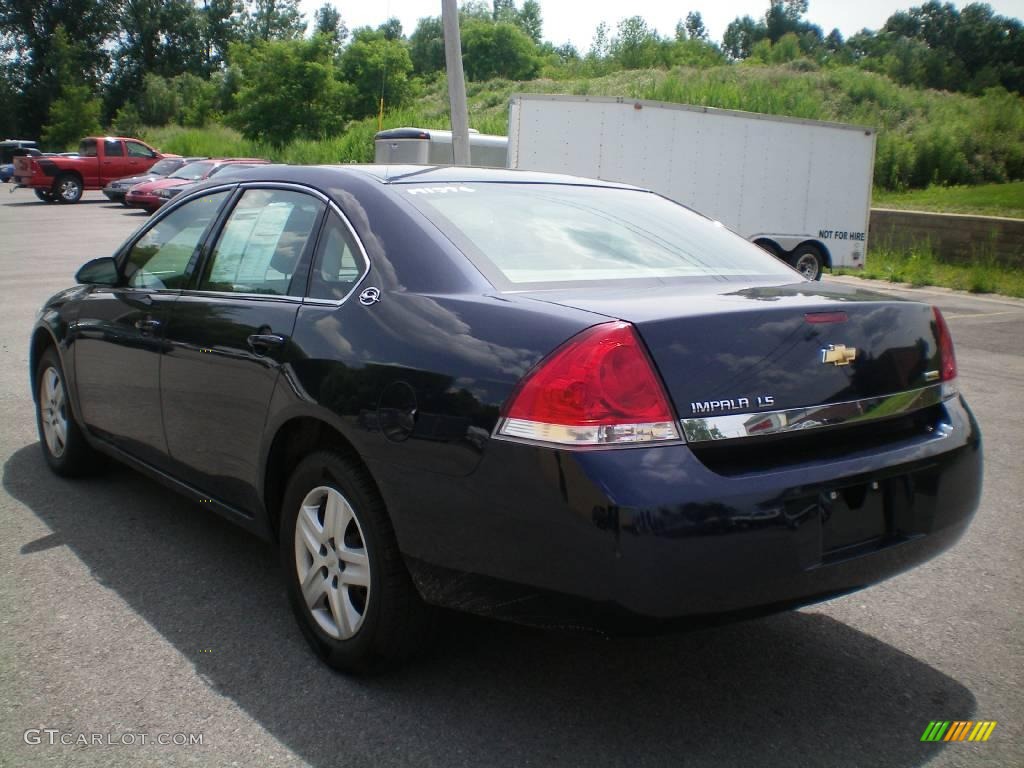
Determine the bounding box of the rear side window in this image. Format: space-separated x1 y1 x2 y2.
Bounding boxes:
201 189 324 296
308 213 367 301
104 139 124 157
403 183 796 287
123 191 229 290
79 139 97 157
126 141 155 158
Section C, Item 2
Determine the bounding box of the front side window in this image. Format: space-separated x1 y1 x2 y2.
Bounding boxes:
104 139 124 157
126 140 155 158
201 189 324 296
403 183 797 287
308 213 367 301
123 191 229 290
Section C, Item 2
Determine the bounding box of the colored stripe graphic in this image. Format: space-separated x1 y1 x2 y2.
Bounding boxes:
945 721 971 741
922 721 997 742
922 722 950 741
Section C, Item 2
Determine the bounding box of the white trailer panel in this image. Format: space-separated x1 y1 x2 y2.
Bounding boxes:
507 95 876 274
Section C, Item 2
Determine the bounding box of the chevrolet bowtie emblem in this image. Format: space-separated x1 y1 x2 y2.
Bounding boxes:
821 344 857 366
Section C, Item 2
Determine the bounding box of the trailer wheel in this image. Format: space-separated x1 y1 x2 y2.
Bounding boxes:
54 174 83 204
34 189 56 203
789 244 824 281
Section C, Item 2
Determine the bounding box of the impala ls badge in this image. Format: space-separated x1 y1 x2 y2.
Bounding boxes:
821 344 857 366
359 287 381 306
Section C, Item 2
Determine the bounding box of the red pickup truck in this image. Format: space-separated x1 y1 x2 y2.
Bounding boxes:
14 136 167 203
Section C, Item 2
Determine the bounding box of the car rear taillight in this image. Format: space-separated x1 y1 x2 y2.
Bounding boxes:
496 321 680 446
933 307 957 382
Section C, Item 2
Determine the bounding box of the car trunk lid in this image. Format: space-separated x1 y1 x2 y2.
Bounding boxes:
517 280 947 424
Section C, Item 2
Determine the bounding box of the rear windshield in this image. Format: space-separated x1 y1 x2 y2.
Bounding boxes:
150 158 182 175
170 161 215 180
402 183 796 287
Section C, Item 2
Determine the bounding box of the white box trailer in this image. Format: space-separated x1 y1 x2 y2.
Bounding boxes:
507 94 876 279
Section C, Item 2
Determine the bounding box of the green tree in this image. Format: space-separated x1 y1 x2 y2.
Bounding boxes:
40 27 101 148
313 2 347 47
106 0 207 123
723 15 766 59
516 0 543 44
610 16 667 69
137 73 180 124
338 28 414 118
685 11 709 42
174 72 219 126
229 35 350 145
244 0 306 41
0 0 118 136
42 85 102 149
492 0 515 22
377 17 403 40
409 16 445 75
588 21 611 59
461 20 541 80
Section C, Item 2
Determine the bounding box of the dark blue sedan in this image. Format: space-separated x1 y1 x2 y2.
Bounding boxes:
30 165 982 671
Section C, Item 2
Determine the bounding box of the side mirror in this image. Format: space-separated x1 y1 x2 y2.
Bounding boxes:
75 256 120 286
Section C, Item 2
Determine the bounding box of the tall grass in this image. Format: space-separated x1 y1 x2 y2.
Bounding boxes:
836 243 1024 298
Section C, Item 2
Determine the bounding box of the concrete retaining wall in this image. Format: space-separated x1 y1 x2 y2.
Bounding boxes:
869 208 1024 266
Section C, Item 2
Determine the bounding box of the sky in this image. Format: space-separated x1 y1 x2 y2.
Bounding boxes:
299 0 1024 52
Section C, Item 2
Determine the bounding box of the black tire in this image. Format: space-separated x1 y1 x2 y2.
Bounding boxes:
280 450 434 672
788 243 825 281
53 173 83 204
34 346 101 476
34 188 55 203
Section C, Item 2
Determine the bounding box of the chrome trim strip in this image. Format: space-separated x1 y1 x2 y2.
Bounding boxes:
680 383 955 443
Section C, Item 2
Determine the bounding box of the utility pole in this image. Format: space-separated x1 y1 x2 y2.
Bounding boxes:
441 0 471 165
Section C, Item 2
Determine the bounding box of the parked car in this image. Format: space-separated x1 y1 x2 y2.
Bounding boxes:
124 158 268 212
31 165 982 672
14 136 165 203
102 156 200 204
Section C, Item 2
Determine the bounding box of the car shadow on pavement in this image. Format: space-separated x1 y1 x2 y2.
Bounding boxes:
4 444 973 768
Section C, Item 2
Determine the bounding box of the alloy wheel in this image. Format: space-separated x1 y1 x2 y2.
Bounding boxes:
294 486 371 640
39 366 68 458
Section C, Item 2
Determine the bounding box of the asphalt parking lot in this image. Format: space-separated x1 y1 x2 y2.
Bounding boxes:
1 190 1021 767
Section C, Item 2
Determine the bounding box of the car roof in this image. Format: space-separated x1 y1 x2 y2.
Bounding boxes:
200 163 644 191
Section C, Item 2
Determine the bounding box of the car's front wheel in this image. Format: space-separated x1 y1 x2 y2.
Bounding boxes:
35 347 101 476
34 188 55 203
280 451 433 672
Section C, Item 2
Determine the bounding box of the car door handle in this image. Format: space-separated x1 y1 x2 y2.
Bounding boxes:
134 318 161 332
247 333 286 352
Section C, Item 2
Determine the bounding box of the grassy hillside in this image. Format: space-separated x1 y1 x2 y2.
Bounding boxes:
873 182 1024 219
142 64 1024 193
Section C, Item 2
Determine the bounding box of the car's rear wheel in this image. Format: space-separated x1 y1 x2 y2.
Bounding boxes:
54 174 83 204
788 243 825 280
35 347 101 476
280 451 433 672
34 188 55 203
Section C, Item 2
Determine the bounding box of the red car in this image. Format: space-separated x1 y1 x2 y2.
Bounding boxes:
125 158 268 212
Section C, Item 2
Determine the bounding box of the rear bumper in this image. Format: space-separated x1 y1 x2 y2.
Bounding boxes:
382 395 982 623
